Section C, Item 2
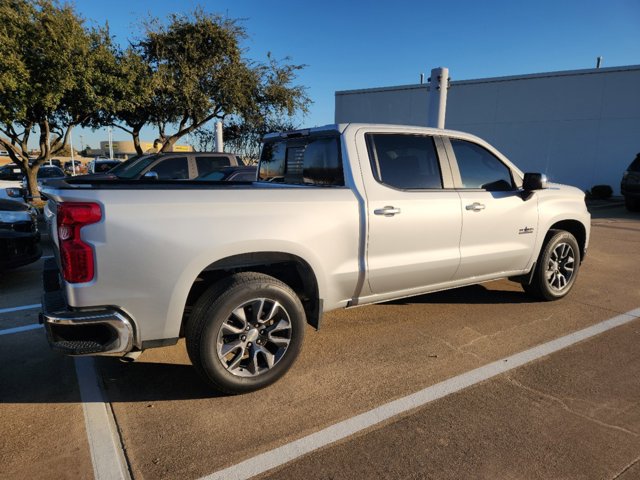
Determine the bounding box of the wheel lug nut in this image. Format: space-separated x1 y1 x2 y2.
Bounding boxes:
247 342 252 347
260 330 265 335
245 326 250 331
241 335 246 341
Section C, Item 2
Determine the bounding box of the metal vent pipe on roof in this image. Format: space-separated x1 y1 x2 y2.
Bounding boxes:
596 56 603 68
427 67 449 129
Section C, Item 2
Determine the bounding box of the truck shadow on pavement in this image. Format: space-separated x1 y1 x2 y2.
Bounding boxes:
386 284 534 305
97 358 224 402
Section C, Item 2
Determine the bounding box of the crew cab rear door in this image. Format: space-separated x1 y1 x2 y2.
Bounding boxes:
357 129 462 295
442 136 538 280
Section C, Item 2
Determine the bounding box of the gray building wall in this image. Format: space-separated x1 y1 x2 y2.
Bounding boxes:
335 65 640 193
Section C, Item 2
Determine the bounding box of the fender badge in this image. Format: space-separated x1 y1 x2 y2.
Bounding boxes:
519 227 534 235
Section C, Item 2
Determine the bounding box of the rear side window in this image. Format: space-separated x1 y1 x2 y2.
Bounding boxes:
196 156 232 176
149 157 189 180
366 134 442 189
259 136 343 186
628 155 640 172
451 139 514 191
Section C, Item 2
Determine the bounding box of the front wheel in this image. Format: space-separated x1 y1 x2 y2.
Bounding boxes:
186 272 306 394
625 196 640 212
523 230 581 301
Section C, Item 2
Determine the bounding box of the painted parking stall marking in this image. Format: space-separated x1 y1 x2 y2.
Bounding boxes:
0 304 40 315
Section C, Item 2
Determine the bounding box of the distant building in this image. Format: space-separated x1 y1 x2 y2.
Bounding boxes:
89 140 193 159
335 64 640 194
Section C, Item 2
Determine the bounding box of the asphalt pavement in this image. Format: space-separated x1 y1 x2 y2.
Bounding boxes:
1 205 639 479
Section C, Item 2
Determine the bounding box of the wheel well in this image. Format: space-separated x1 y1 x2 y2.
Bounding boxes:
548 220 587 260
181 252 321 336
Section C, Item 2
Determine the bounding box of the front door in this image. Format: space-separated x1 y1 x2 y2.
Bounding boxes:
445 138 538 280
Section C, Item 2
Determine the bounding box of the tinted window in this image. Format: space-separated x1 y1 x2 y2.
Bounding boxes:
451 139 513 191
110 155 156 178
196 156 232 176
366 134 442 189
259 136 343 186
149 157 189 180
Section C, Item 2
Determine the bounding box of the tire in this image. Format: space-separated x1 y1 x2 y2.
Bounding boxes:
523 230 581 301
186 272 306 394
625 196 640 212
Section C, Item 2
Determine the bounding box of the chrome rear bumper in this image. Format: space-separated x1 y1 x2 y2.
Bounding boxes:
40 258 135 356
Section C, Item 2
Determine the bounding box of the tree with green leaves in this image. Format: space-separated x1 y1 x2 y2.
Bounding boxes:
109 9 310 155
0 0 112 198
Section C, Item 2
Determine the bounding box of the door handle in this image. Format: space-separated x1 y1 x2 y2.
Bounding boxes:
374 206 401 217
465 202 486 212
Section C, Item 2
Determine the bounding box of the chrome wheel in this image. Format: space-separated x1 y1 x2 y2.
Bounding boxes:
216 298 292 378
545 242 575 292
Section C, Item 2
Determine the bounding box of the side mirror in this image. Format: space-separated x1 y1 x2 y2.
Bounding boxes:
143 171 159 180
523 172 548 192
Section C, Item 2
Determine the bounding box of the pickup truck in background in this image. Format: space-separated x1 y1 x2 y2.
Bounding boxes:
40 124 590 394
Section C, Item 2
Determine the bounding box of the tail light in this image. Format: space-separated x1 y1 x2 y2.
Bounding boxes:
57 202 102 283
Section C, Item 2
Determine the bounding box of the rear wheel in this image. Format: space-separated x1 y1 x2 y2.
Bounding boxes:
186 272 306 394
523 230 581 301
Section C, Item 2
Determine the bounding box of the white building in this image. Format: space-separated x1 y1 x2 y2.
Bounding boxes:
335 65 640 194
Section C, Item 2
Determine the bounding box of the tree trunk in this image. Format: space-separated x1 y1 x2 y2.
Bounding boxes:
160 136 177 152
26 166 40 200
132 128 143 155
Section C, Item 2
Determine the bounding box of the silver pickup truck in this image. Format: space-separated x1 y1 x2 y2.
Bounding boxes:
41 124 590 394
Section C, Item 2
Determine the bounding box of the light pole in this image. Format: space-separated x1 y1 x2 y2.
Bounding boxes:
107 127 114 159
70 132 76 176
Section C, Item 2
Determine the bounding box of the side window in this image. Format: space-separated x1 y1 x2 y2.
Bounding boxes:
196 156 231 176
451 139 514 191
366 134 442 189
259 137 343 186
149 157 189 180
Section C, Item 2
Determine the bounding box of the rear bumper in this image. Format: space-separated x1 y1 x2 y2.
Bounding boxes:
40 258 135 356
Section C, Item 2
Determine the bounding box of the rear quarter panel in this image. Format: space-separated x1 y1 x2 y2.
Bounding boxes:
44 186 360 342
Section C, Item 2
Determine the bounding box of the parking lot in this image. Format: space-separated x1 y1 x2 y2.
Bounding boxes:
1 204 639 480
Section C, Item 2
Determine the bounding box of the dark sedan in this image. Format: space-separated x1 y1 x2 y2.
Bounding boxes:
0 199 41 271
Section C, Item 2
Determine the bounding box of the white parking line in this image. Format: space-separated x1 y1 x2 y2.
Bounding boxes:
0 323 43 336
201 307 640 480
75 357 131 480
0 304 40 315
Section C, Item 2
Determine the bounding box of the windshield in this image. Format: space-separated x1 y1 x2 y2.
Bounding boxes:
38 167 65 178
108 154 157 178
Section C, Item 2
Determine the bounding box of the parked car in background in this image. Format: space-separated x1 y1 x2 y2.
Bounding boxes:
195 165 257 182
107 152 241 180
0 198 41 271
88 159 121 174
0 164 26 201
621 153 640 212
64 160 83 175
